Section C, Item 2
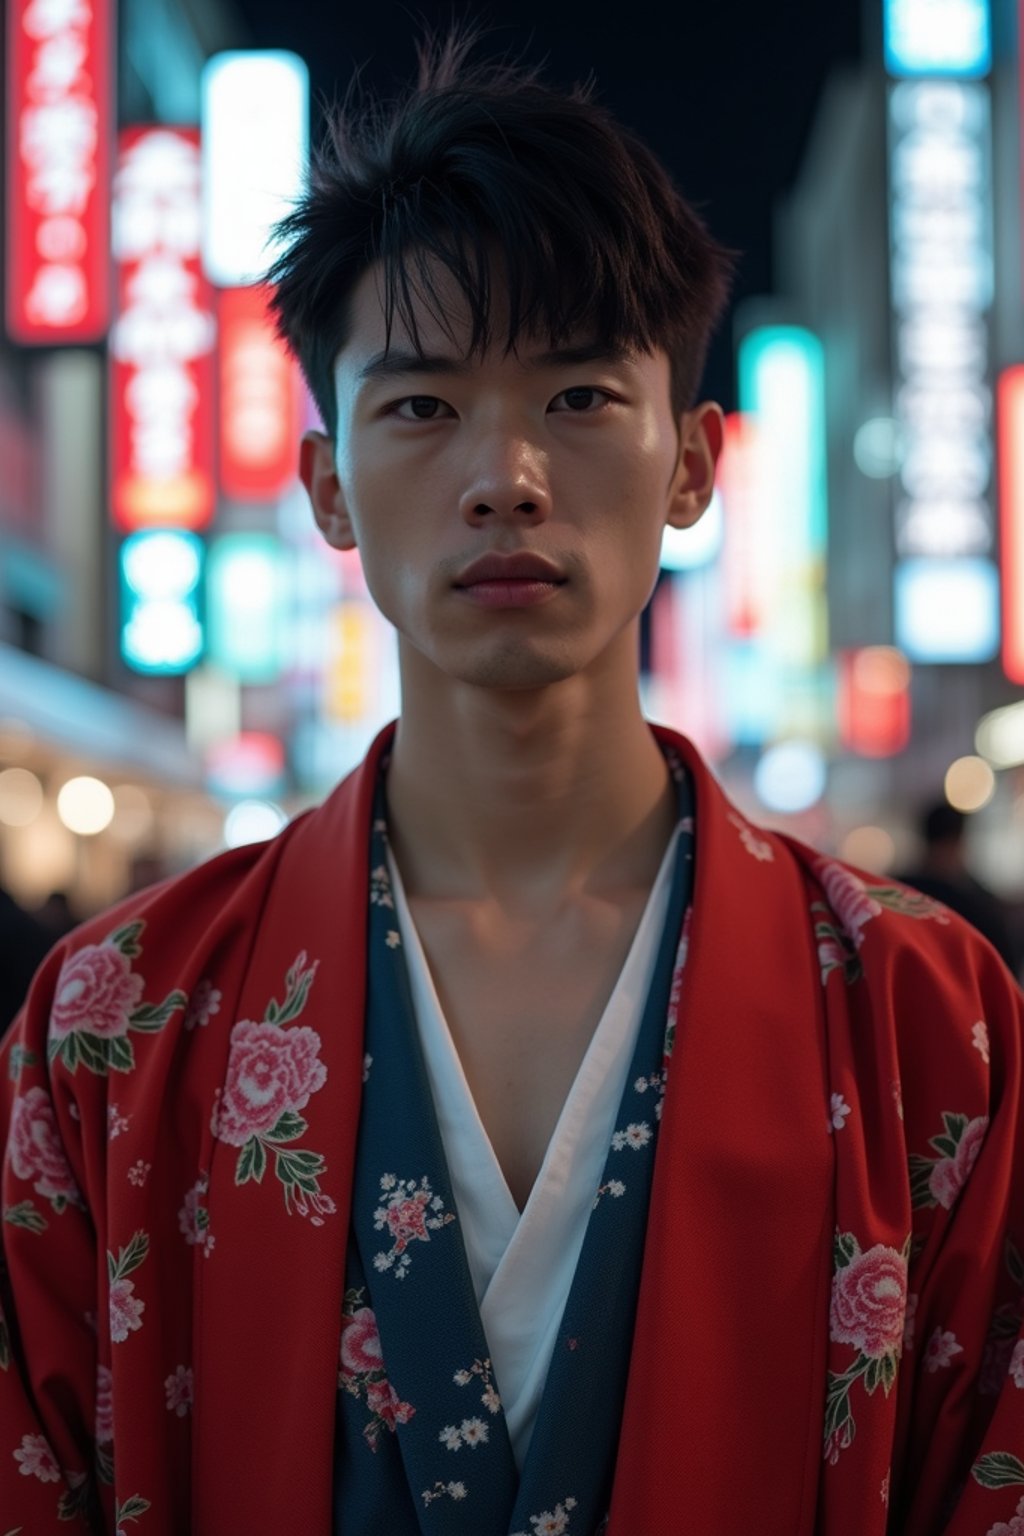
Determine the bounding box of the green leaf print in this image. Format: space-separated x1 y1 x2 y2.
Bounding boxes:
1007 1237 1024 1292
56 1471 93 1521
3 1201 48 1234
106 1037 135 1074
108 922 144 958
130 991 188 1031
834 1231 859 1270
863 1352 898 1397
108 1229 149 1283
275 1146 325 1192
972 1452 1024 1489
264 1109 308 1144
237 1136 267 1185
95 1441 114 1485
7 1045 37 1082
114 1494 151 1524
266 952 318 1028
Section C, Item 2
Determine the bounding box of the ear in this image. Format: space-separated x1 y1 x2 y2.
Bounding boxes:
666 401 725 531
299 430 358 551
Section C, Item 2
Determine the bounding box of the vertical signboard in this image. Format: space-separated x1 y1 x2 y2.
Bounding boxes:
886 1 998 662
998 367 1024 682
218 285 301 501
5 0 112 342
110 127 216 532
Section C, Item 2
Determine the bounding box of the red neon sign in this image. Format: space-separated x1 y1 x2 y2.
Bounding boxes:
110 127 216 532
998 366 1024 683
837 648 912 758
219 285 301 502
5 0 112 344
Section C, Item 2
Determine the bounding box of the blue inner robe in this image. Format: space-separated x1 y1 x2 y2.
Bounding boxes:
333 745 696 1534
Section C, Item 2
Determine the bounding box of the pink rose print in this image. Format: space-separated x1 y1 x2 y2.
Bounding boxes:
830 1243 907 1359
164 1364 193 1416
984 1493 1024 1536
1010 1341 1024 1389
903 1292 918 1353
387 1195 430 1250
928 1116 989 1210
366 1376 415 1431
178 1175 214 1255
213 1020 327 1145
924 1328 964 1373
96 1363 114 1443
109 1276 145 1343
13 1431 61 1482
817 861 882 948
8 1086 80 1206
341 1306 384 1376
50 944 144 1040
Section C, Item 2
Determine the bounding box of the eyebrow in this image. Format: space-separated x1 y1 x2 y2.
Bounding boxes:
355 340 634 387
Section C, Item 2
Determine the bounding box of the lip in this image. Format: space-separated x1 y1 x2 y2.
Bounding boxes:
455 578 565 609
453 551 566 587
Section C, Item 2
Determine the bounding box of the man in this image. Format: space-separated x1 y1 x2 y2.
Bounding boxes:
2 33 1023 1536
896 801 1020 978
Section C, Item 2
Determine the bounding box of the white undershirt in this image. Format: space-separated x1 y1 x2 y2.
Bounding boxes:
385 824 681 1469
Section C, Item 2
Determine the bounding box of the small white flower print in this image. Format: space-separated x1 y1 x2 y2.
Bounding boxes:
423 1479 468 1504
127 1159 151 1187
924 1327 963 1373
184 978 221 1032
891 1080 904 1122
362 1053 373 1083
459 1416 488 1447
1009 1340 1024 1388
178 1175 213 1255
593 1178 626 1208
439 1424 462 1450
612 1121 651 1152
828 1093 852 1133
972 1021 990 1065
380 1173 397 1190
13 1431 61 1482
370 864 394 909
881 1470 890 1507
728 812 774 862
164 1364 194 1416
453 1356 502 1414
108 1104 130 1140
386 930 401 949
511 1497 579 1536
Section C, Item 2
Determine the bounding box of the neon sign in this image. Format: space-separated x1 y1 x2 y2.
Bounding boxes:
110 127 216 532
5 0 112 342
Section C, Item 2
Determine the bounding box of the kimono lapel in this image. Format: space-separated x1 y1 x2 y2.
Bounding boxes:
608 726 835 1535
193 722 397 1533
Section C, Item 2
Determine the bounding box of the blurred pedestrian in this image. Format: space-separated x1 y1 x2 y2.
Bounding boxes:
896 800 1019 974
0 885 52 1035
2 26 1024 1536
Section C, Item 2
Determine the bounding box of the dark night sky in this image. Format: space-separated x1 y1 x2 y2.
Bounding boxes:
229 0 868 410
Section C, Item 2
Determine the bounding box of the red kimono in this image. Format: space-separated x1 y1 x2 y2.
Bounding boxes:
2 719 1023 1534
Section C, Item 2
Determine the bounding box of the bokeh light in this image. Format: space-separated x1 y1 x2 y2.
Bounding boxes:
57 775 115 835
0 767 44 827
944 755 996 813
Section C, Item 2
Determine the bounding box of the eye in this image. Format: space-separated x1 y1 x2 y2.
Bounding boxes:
390 395 454 421
550 386 611 413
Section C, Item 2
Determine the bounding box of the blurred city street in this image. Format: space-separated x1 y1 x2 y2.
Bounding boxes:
2 0 1023 989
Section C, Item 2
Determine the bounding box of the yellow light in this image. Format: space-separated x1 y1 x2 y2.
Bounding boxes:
944 755 996 813
976 701 1024 770
57 776 115 835
839 826 896 874
0 767 44 827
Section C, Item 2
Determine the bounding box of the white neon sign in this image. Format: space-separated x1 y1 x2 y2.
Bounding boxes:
201 51 309 286
884 0 991 78
888 80 998 657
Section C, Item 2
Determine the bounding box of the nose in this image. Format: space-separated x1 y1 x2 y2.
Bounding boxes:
457 429 552 527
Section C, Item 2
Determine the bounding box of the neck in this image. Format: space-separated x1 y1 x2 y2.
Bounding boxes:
384 657 677 918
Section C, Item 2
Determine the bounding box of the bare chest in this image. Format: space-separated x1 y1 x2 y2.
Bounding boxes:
406 892 650 1211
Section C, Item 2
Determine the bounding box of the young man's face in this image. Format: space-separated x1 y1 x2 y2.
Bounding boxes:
300 256 722 696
